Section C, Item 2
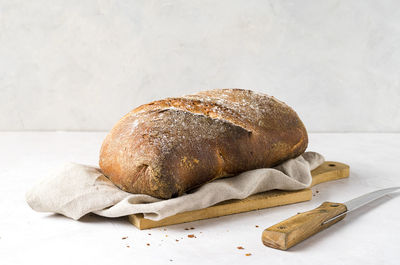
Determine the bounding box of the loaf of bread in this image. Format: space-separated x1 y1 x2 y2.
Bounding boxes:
99 89 308 199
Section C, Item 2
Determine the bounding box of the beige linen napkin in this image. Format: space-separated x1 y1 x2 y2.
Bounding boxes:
26 151 324 221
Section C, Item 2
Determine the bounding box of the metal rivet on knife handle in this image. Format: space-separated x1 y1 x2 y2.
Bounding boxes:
261 202 347 250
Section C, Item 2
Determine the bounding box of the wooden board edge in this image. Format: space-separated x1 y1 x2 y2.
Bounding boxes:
130 189 312 230
310 161 349 187
128 213 145 229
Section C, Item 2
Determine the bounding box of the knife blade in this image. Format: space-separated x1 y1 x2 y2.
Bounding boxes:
262 187 400 250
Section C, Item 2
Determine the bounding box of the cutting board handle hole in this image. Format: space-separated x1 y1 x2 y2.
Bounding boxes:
328 163 336 167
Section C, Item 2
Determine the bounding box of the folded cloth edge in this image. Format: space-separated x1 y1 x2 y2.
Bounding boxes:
26 151 324 221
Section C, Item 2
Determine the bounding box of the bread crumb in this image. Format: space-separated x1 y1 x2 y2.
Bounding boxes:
122 237 128 240
126 245 130 248
176 239 179 242
187 234 196 238
245 253 252 256
146 243 150 246
237 246 244 250
255 225 259 228
148 233 151 235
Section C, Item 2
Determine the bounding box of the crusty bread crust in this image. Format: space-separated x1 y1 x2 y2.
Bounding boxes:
99 89 308 199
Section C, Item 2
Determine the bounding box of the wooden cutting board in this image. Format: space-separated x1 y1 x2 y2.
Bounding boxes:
129 161 349 230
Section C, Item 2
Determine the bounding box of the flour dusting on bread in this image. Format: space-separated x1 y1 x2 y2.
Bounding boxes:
99 88 308 199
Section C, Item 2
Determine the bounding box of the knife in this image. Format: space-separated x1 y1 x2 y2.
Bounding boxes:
262 187 400 250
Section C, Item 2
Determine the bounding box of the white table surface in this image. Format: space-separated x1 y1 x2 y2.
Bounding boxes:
1 132 399 265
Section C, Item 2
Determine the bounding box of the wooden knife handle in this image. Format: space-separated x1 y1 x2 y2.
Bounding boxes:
262 202 347 250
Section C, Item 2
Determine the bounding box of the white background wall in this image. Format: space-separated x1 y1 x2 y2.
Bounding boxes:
1 0 399 132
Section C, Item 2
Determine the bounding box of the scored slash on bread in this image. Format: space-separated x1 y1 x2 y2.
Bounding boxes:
99 88 308 199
